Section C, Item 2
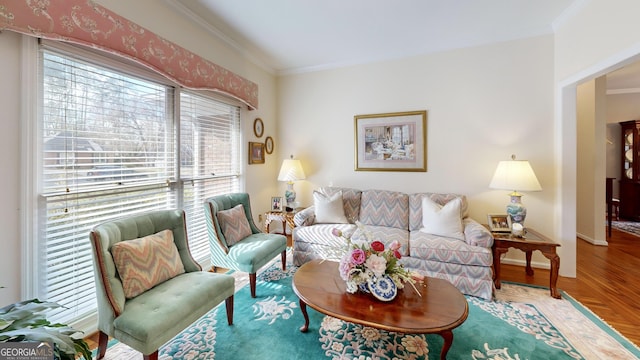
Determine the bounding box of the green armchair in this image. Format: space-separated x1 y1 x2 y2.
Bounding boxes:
89 210 235 360
204 193 287 298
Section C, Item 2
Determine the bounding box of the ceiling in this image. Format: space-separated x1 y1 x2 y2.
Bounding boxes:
170 0 640 90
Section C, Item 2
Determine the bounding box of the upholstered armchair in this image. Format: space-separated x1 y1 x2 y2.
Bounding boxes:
89 210 235 360
204 193 287 298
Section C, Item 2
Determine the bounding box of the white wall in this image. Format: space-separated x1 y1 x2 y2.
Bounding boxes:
0 31 23 304
278 36 557 266
0 1 277 305
576 77 607 245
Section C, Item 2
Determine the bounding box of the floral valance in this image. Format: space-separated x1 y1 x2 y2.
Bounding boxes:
0 0 258 109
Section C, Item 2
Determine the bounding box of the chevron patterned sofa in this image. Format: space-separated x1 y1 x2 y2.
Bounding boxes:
292 187 495 300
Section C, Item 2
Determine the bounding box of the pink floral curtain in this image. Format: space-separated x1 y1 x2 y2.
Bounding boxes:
0 0 258 109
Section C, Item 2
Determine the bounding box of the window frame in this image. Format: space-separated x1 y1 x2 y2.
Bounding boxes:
22 37 246 332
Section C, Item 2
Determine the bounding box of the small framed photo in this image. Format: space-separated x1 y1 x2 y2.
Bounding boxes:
248 142 265 164
487 214 511 232
271 196 283 212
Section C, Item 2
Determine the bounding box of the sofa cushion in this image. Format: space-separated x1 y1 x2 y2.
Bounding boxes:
113 271 234 350
351 224 409 257
313 190 349 223
217 204 252 246
359 190 409 229
408 231 493 267
317 187 362 223
409 193 468 231
111 229 185 299
420 196 465 240
293 223 357 263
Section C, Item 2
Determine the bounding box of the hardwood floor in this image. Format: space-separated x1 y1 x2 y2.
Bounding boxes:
499 227 640 346
84 228 640 350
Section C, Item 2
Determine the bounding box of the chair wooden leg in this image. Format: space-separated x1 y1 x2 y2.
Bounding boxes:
143 351 158 360
250 273 257 298
96 331 108 359
281 250 287 270
225 295 234 325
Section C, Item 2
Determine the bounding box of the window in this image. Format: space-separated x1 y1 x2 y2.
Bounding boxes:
38 45 241 325
179 91 241 261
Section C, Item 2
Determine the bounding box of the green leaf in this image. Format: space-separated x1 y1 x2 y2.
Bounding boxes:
0 299 90 359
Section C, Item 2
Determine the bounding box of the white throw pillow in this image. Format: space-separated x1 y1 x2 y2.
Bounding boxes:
420 197 465 240
313 190 349 224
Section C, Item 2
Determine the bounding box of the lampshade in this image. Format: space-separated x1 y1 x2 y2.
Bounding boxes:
489 155 541 235
278 156 306 208
489 158 542 194
277 159 306 183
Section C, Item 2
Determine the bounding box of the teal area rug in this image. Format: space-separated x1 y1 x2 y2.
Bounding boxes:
612 220 640 237
98 254 640 359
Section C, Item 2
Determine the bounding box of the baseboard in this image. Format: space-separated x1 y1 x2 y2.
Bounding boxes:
577 232 609 246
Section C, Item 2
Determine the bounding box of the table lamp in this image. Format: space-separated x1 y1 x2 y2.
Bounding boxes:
278 155 306 210
489 155 542 235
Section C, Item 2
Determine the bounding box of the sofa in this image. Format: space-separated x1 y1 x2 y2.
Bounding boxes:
292 187 495 300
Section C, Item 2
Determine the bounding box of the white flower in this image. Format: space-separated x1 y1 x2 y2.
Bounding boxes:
365 254 387 277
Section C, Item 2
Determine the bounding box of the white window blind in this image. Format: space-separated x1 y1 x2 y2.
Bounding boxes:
41 49 176 323
38 47 242 326
179 91 241 263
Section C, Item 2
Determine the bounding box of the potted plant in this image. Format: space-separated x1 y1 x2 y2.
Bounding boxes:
0 298 92 360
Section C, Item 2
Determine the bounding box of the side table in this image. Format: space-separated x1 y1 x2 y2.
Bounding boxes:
491 227 561 299
264 211 296 246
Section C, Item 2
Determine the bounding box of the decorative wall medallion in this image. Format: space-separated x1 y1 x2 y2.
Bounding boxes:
265 136 274 154
253 118 264 138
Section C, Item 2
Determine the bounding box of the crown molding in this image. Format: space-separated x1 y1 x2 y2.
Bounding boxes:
552 0 590 32
163 0 276 75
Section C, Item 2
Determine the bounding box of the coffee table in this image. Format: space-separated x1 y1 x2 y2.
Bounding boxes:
292 260 468 359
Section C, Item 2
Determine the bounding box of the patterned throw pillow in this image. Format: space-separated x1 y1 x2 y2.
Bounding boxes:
216 204 252 246
111 229 185 299
420 196 465 240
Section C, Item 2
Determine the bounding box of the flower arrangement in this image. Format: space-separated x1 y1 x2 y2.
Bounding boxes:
332 223 421 295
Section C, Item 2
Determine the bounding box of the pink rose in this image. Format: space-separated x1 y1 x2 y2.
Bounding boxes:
365 254 387 276
332 228 342 237
371 241 385 252
389 241 401 251
339 257 354 280
350 248 366 265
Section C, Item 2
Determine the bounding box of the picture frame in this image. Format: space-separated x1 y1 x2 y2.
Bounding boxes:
248 142 265 164
354 110 427 172
271 196 283 212
487 214 512 232
253 118 264 138
265 136 274 154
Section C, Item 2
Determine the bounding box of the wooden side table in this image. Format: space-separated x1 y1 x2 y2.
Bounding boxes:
264 211 296 246
491 227 561 299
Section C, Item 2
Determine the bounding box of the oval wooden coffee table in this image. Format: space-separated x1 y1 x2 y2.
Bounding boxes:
292 259 468 360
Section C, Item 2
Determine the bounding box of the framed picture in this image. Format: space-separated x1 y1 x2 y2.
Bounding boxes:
354 110 427 172
253 118 264 138
265 136 274 154
487 214 512 232
271 196 283 212
248 142 265 164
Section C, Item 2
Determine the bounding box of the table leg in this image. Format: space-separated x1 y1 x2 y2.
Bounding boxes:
542 251 561 299
299 299 310 332
439 330 453 360
525 251 534 276
493 247 508 289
